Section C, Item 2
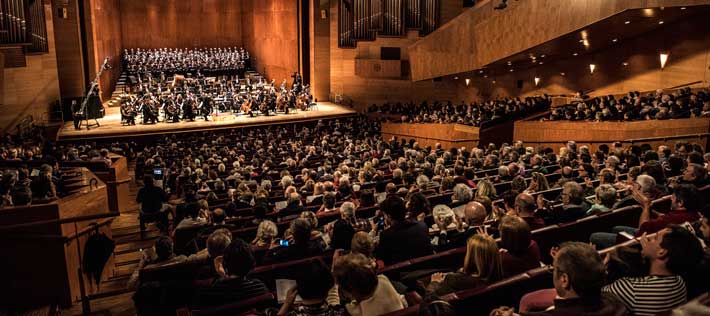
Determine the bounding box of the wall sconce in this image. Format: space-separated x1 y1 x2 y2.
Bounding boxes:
589 64 596 74
465 78 471 86
659 52 669 70
534 77 540 86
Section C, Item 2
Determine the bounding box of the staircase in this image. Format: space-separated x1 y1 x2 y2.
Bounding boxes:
62 162 159 316
106 72 129 107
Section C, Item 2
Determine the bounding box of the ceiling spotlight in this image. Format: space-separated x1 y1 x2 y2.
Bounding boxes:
624 20 630 24
465 78 471 86
534 77 540 86
589 64 596 74
658 20 664 24
660 52 670 69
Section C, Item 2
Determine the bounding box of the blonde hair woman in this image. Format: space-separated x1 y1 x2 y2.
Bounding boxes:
427 234 503 296
252 220 278 248
475 179 497 200
526 172 550 193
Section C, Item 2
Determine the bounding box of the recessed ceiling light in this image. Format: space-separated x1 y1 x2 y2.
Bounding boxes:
624 20 630 24
573 53 578 56
658 20 664 24
612 38 618 42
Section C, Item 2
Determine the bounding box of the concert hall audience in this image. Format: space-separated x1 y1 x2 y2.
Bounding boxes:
8 111 704 315
548 88 710 122
368 96 551 127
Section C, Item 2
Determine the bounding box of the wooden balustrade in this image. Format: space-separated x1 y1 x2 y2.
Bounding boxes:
381 122 479 149
513 117 710 152
0 168 114 308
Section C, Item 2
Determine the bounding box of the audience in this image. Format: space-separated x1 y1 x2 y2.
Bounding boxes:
373 196 434 265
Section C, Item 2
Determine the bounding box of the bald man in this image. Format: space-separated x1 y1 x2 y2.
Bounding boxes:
515 193 546 230
436 201 489 251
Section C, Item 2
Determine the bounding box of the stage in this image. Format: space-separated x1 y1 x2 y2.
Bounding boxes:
56 102 357 141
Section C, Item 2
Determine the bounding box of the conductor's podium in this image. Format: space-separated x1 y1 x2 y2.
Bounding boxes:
0 168 115 308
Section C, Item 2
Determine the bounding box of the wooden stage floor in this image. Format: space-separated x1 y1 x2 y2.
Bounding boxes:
57 102 356 141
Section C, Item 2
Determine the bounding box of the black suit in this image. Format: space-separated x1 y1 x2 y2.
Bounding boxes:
375 220 433 265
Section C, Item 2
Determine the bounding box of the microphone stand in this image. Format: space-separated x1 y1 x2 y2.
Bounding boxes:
78 58 110 130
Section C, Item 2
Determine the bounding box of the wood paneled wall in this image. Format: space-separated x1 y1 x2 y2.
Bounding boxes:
52 0 86 99
381 122 480 149
119 0 244 49
409 0 710 81
241 0 299 85
310 0 331 101
86 0 121 102
456 15 710 101
1 2 60 132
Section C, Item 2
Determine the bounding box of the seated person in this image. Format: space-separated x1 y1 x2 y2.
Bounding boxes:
127 236 187 289
192 238 269 308
586 184 617 215
515 193 546 230
264 218 326 263
373 196 434 265
136 175 169 231
252 220 278 248
603 226 703 316
195 229 233 280
435 201 487 251
590 184 700 249
332 253 407 316
505 242 629 316
427 234 503 296
539 182 590 224
276 260 344 316
498 216 541 277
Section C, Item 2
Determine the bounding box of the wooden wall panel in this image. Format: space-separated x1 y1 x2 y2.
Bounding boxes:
87 0 122 102
513 118 710 152
120 0 244 49
455 15 710 102
381 122 479 149
52 0 86 99
242 0 299 84
310 0 331 101
409 0 710 81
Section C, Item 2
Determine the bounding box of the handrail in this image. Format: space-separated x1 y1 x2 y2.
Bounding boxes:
64 218 114 243
626 132 710 143
0 211 120 234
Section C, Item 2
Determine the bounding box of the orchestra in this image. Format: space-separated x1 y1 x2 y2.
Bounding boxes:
118 71 313 125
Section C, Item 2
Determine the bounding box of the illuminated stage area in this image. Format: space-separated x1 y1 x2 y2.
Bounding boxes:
56 102 356 141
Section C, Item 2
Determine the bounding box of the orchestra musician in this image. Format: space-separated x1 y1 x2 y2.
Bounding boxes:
142 98 159 124
200 96 213 121
120 98 137 125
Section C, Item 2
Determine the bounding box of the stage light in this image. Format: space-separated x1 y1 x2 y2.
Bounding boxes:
534 77 540 86
465 78 471 86
659 52 669 69
589 64 596 74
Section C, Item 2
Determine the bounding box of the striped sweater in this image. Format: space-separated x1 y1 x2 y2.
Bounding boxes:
602 275 687 316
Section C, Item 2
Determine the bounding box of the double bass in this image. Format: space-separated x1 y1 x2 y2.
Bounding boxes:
240 96 252 115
